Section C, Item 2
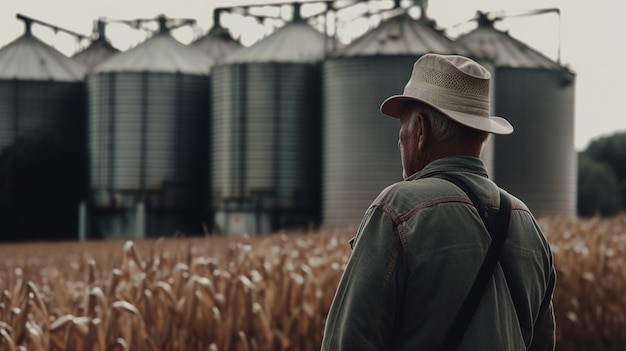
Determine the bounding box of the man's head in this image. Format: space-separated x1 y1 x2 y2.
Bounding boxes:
397 101 489 178
380 53 513 178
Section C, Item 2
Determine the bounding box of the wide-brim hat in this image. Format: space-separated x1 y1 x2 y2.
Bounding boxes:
380 53 513 135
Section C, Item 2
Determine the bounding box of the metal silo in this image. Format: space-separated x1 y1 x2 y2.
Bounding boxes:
322 8 472 229
0 15 87 240
88 16 213 239
73 19 120 71
0 16 86 152
211 4 324 234
457 12 576 217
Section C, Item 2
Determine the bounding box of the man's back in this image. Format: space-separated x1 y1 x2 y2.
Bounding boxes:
321 156 555 350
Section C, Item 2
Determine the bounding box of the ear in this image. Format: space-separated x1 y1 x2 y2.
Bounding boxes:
416 114 428 150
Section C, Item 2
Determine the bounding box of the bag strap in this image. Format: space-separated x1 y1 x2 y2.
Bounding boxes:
433 173 512 351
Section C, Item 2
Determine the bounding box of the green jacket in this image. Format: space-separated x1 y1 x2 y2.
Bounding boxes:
322 156 556 350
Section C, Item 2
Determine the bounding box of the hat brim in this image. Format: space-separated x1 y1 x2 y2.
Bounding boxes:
380 95 514 135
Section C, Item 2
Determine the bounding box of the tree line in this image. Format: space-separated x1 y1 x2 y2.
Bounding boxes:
577 130 626 217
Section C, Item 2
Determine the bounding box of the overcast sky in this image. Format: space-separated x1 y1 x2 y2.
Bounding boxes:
1 0 624 151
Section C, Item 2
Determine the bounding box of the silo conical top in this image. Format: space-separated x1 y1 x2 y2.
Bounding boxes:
0 32 86 81
73 38 120 70
223 21 326 64
72 19 121 70
456 12 561 69
334 12 469 57
93 31 213 75
192 8 242 62
191 27 242 62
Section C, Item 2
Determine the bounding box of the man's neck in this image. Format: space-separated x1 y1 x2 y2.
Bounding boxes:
426 139 484 163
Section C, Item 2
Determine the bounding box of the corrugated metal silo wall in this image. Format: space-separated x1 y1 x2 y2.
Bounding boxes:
322 56 411 229
477 59 497 178
88 72 209 238
211 62 321 229
493 68 576 217
211 65 237 206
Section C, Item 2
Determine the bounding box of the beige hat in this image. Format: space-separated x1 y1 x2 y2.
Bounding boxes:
380 53 513 135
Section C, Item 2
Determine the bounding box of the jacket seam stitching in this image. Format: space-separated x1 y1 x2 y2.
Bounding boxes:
373 236 400 329
377 204 412 297
400 197 472 223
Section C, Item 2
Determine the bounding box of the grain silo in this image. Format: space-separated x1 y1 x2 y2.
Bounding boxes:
73 19 120 70
211 3 324 234
87 15 213 239
0 14 87 240
322 5 472 229
456 11 576 217
0 15 86 152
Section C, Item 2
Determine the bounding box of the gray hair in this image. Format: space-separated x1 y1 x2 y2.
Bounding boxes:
404 101 489 143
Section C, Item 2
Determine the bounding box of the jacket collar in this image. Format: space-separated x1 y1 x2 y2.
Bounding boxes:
405 156 489 181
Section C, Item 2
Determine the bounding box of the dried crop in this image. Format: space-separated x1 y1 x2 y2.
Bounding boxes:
1 215 625 350
539 214 626 350
0 232 351 351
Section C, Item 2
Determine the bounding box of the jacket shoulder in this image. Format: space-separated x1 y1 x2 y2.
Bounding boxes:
500 189 532 214
372 178 453 211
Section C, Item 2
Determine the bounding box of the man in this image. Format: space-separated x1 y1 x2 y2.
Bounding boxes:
321 53 556 350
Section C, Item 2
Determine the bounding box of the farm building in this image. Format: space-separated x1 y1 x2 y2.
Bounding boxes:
321 3 475 229
210 3 325 234
0 1 577 240
0 15 87 241
87 15 213 239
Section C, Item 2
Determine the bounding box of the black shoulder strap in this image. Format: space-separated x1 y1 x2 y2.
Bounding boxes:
433 173 512 351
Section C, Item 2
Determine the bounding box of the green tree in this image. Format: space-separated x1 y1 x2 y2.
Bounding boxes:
577 153 622 217
583 131 626 208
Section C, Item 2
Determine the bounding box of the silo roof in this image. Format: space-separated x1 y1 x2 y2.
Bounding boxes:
0 33 86 81
93 32 213 75
191 27 242 63
334 12 469 57
223 21 326 64
72 38 120 70
456 20 561 69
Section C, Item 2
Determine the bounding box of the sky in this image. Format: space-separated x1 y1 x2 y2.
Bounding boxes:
1 0 624 151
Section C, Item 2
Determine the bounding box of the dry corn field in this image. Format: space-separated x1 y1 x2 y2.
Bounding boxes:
0 215 625 351
538 214 626 350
